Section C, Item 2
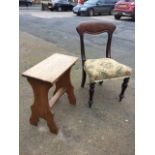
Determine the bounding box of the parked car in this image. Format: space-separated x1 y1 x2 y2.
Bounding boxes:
78 0 84 4
19 0 32 6
113 0 135 20
73 0 117 16
42 0 77 11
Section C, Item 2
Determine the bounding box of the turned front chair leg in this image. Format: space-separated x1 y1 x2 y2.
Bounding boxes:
119 77 130 101
81 69 86 88
88 82 95 108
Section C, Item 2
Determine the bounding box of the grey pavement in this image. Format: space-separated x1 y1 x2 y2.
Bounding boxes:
20 31 134 155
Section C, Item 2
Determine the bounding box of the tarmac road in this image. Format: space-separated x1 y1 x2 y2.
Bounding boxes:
19 6 135 69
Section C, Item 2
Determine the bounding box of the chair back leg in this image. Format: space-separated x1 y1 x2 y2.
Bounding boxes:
119 77 130 101
88 83 96 107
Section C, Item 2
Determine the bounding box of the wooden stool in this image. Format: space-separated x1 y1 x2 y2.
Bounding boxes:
22 53 78 134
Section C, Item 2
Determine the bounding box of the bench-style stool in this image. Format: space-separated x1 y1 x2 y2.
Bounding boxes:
22 53 78 134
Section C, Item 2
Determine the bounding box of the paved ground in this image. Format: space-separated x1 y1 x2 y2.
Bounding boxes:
19 6 135 155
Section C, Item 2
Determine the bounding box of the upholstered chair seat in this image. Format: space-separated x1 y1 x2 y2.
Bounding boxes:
84 58 132 82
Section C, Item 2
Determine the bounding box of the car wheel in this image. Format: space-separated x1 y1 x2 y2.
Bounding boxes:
57 6 62 11
88 9 94 16
114 14 121 20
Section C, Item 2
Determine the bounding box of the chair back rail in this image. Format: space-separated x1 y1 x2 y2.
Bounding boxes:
76 22 116 62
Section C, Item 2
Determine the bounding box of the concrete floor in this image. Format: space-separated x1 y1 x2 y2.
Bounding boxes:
20 31 134 155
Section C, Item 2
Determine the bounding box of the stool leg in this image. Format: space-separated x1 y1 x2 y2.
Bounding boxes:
119 77 130 101
27 78 58 134
30 104 39 126
65 69 76 105
54 68 76 105
46 112 58 134
88 82 95 108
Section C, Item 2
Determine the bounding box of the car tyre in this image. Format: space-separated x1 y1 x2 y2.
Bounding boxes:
88 9 94 16
114 14 121 20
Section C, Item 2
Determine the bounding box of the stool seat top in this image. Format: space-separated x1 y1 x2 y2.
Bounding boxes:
22 53 78 83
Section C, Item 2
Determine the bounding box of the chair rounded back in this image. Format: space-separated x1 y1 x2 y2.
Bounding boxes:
76 22 116 63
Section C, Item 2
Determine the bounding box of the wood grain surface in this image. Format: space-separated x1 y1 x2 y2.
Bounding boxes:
22 53 78 83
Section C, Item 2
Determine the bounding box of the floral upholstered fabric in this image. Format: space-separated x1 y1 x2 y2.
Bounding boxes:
84 58 132 82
